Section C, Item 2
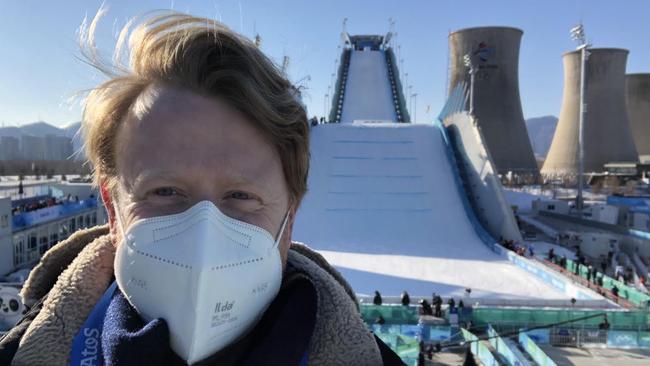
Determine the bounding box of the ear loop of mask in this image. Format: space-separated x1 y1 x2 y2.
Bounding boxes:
113 202 128 243
273 209 291 248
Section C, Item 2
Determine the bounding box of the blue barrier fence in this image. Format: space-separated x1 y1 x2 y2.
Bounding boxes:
12 198 98 230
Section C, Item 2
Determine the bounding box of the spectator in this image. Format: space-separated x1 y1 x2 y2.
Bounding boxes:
612 285 620 301
600 259 607 274
401 291 411 306
426 344 433 360
599 317 610 330
447 298 455 312
615 265 624 280
548 248 555 262
419 299 433 316
433 295 442 317
417 351 425 366
373 290 382 306
375 315 385 325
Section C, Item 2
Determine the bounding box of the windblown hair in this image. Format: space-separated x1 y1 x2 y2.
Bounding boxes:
81 9 309 205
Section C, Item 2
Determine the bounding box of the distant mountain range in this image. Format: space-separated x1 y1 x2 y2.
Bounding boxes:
0 121 81 139
0 121 83 158
525 116 558 158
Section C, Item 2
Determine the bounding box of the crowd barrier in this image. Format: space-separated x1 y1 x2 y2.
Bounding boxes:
562 257 650 307
361 304 650 330
460 328 498 366
518 332 557 366
487 325 525 366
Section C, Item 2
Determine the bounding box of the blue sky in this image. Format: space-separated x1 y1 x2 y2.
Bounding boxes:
1 0 649 127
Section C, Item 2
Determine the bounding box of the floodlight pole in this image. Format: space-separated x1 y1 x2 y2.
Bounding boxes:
412 93 418 122
572 24 590 217
324 94 329 119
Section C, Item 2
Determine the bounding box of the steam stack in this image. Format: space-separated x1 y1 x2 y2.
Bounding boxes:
447 26 538 176
625 73 650 163
542 49 638 177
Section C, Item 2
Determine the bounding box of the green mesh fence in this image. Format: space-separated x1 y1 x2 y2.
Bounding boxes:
564 258 650 307
360 305 420 325
360 304 650 330
469 308 650 330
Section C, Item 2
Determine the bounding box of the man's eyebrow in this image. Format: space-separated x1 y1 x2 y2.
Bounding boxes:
128 170 183 191
128 168 272 196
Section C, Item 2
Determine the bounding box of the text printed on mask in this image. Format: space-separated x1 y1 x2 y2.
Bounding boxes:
211 300 237 328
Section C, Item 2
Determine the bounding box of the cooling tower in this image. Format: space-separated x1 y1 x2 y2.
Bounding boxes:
447 26 538 176
542 49 638 177
625 73 650 162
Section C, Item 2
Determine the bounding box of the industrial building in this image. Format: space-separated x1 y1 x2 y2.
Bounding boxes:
447 26 538 177
625 73 650 163
542 48 638 177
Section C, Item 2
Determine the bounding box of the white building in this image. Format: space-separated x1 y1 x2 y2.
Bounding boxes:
0 181 107 277
20 135 46 160
585 204 620 225
44 135 73 161
0 136 20 161
532 199 570 215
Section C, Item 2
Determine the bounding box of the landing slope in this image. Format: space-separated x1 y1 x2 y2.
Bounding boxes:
293 123 567 299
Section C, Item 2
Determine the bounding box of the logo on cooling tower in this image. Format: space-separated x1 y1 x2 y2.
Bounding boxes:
473 42 494 62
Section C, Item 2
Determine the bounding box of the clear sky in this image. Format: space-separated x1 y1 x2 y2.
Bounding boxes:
1 0 649 127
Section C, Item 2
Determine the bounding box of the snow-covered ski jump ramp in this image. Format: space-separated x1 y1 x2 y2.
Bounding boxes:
340 50 396 123
294 123 598 301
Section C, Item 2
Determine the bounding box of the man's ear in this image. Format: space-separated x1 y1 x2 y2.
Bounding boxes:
99 179 118 239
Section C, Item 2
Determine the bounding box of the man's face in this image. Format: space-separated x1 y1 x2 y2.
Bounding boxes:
105 85 294 265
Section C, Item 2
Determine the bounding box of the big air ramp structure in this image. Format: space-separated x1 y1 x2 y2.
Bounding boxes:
542 49 638 177
626 73 650 163
293 32 588 301
447 27 538 177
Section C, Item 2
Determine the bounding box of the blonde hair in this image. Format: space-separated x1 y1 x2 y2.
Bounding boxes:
81 10 309 205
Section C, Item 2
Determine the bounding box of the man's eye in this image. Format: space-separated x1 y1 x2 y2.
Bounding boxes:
229 191 251 200
153 187 179 197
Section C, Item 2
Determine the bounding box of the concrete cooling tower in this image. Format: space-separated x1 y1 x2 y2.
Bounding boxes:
447 26 538 176
626 73 650 163
542 49 638 177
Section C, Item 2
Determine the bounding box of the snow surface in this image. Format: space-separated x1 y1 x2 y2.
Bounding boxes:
293 123 568 299
340 50 396 123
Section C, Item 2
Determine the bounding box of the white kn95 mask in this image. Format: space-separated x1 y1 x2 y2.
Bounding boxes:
114 200 289 364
